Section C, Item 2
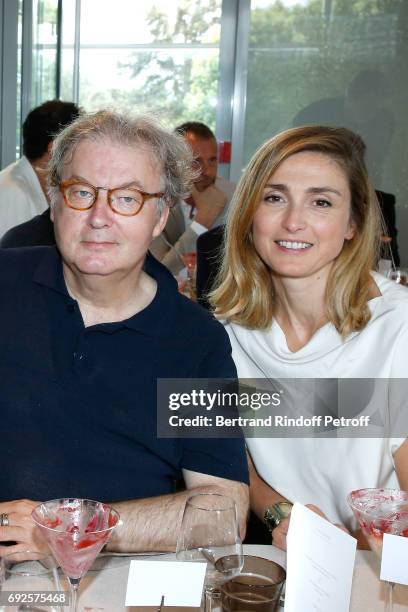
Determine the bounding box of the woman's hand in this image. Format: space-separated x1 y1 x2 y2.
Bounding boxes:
272 504 349 550
0 499 49 558
271 515 290 550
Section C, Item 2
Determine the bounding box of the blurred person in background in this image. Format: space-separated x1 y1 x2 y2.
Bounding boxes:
150 121 235 274
0 100 80 241
293 69 394 189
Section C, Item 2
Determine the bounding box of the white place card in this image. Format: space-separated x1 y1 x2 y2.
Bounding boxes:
125 559 207 608
380 533 408 585
285 503 357 612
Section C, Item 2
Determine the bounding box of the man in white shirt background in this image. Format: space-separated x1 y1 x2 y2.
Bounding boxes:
150 121 235 274
0 100 80 240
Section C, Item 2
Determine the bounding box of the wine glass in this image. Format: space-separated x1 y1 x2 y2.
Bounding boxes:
387 268 408 286
32 498 120 612
176 493 243 610
348 488 408 612
1 551 61 612
181 252 197 300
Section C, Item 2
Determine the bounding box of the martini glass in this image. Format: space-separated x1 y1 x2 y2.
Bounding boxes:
348 488 408 612
32 498 120 612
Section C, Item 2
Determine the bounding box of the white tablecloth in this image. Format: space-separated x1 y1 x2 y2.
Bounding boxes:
72 545 408 611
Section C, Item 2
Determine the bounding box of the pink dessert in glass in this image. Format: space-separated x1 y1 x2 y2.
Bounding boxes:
32 498 120 612
348 488 408 557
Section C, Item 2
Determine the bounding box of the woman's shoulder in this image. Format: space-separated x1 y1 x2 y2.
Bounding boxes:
223 318 274 341
367 272 408 347
371 271 408 312
223 317 293 364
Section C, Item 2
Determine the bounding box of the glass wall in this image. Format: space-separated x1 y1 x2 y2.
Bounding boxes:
59 0 76 102
61 0 222 130
3 0 408 264
16 0 23 157
16 0 59 158
0 0 21 166
243 0 408 263
31 0 59 105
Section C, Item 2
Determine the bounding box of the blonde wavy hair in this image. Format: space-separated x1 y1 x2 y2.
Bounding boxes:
211 125 382 337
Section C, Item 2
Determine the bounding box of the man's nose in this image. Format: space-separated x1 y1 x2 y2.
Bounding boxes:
87 189 113 227
195 158 211 176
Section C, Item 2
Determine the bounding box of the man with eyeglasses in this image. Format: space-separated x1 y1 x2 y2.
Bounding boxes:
0 111 248 557
150 122 235 274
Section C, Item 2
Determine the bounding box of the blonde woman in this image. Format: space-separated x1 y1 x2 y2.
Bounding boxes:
211 125 408 549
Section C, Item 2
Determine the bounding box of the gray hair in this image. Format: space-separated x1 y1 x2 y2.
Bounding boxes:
48 110 195 213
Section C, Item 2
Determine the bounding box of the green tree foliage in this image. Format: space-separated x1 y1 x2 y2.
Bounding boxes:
42 0 58 27
31 0 59 105
75 0 407 200
244 0 405 165
116 0 221 129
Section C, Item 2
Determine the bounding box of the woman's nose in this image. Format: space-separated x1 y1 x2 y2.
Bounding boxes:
281 205 306 232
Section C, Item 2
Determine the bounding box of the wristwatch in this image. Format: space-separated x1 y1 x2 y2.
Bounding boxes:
264 502 293 532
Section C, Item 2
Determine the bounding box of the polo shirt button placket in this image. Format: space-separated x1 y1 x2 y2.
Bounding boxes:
73 331 87 369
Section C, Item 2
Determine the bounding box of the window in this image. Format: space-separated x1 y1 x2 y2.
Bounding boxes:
61 0 222 130
31 0 59 105
244 0 407 202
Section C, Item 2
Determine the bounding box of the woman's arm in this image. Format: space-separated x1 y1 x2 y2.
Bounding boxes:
248 451 294 549
248 451 288 521
248 451 344 550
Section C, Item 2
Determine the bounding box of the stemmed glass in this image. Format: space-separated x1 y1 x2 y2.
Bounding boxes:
32 498 120 612
176 493 243 610
181 252 197 300
387 268 408 286
348 488 408 612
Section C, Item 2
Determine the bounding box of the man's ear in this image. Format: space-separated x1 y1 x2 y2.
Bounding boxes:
152 205 170 239
45 140 53 162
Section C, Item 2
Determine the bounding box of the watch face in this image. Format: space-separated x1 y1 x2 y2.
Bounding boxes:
278 502 293 517
264 502 292 532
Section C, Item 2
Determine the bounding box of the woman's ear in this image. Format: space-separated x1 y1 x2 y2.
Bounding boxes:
345 219 356 241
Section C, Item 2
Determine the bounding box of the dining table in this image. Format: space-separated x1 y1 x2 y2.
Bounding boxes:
70 544 408 611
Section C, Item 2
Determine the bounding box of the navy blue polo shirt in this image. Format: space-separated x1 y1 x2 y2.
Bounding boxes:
0 247 248 502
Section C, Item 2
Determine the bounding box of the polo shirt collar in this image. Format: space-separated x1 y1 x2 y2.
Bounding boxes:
32 247 180 337
32 246 68 297
124 252 179 336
